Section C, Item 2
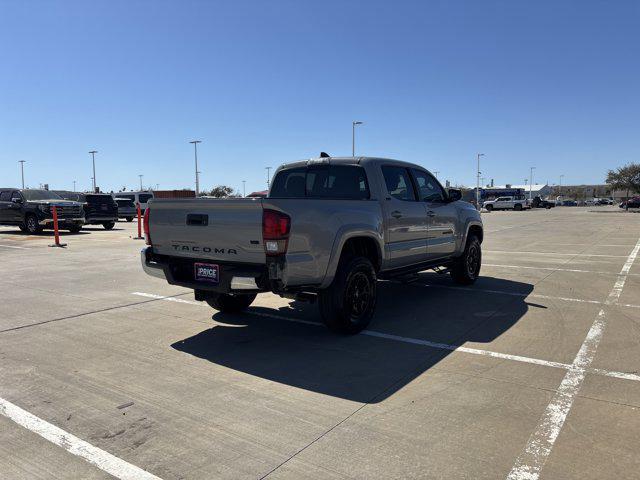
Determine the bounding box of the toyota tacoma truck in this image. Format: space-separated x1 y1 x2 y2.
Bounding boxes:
141 156 483 333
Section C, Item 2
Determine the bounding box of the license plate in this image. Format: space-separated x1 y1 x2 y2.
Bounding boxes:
194 262 219 284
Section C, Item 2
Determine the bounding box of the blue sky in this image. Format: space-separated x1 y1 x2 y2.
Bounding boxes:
1 0 638 193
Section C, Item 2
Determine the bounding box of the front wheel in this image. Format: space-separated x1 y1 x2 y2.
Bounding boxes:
451 235 481 285
24 214 42 234
103 221 115 230
514 204 523 211
485 204 493 212
318 256 377 334
126 217 133 222
206 293 256 313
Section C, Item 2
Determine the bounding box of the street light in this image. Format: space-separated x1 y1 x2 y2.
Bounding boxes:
18 160 26 189
529 166 536 200
266 167 272 188
433 171 440 179
352 121 363 157
189 140 202 196
242 180 246 198
138 174 144 191
89 151 98 192
73 180 76 192
476 153 484 211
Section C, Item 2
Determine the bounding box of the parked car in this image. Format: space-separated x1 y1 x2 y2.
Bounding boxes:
619 197 640 209
0 188 85 233
598 198 614 205
483 196 529 211
141 156 483 334
111 191 154 212
531 196 555 209
561 200 578 206
114 197 137 222
54 191 119 229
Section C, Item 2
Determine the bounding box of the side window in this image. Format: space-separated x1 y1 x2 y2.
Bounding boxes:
270 168 306 198
411 169 445 202
0 191 11 201
11 191 22 201
138 194 153 203
381 166 416 201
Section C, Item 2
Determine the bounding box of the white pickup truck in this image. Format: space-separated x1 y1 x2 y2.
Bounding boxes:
483 196 530 212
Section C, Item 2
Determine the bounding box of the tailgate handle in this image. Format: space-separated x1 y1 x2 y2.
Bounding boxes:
186 213 208 226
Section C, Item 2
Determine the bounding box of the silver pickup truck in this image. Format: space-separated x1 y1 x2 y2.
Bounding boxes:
141 156 483 333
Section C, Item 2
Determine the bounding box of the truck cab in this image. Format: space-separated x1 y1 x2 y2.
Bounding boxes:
141 156 483 333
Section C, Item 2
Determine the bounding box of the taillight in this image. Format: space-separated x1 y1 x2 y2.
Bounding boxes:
143 208 151 245
262 209 290 256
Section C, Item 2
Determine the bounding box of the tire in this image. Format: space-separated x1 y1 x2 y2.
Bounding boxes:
318 256 377 334
126 217 133 222
102 221 115 230
67 225 82 233
206 293 256 313
24 214 42 234
514 204 522 211
451 234 482 285
485 204 493 212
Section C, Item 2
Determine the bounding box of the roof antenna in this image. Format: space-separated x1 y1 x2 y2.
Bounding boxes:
319 152 330 158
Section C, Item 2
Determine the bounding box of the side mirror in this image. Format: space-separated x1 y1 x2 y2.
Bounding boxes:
447 189 462 202
11 197 23 204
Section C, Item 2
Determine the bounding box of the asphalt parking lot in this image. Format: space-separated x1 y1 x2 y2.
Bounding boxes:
1 207 639 480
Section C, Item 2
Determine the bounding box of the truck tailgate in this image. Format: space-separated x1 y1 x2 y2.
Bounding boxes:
148 198 266 264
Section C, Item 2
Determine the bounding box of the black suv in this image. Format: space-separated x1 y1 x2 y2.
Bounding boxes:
54 191 119 230
0 189 85 234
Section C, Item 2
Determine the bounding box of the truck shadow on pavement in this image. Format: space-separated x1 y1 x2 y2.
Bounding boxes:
172 274 534 403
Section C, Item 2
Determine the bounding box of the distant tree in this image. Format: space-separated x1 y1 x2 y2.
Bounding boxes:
606 163 640 210
207 185 240 198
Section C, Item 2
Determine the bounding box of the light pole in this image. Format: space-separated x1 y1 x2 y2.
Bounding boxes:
89 150 97 192
266 167 272 188
476 153 484 211
139 174 144 191
529 166 536 200
18 160 26 189
433 171 440 179
352 121 363 157
155 184 159 191
189 140 202 196
73 180 76 192
242 180 246 197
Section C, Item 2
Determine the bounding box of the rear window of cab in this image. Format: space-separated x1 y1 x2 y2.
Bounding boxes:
269 165 370 199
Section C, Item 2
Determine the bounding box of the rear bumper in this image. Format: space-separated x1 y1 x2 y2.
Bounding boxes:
140 247 268 293
85 216 118 223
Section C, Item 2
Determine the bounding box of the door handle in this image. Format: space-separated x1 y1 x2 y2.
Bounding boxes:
391 210 402 219
427 211 436 217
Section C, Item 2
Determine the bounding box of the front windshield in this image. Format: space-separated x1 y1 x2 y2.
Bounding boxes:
22 190 63 201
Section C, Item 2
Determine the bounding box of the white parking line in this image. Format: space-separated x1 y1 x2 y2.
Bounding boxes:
483 263 640 276
506 235 640 480
0 244 29 250
0 397 162 480
485 250 628 258
130 292 640 383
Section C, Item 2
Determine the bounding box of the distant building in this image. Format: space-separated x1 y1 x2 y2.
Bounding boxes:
493 184 552 198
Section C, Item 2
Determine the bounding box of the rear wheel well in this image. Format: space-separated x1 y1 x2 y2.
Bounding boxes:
340 237 381 272
468 225 483 244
